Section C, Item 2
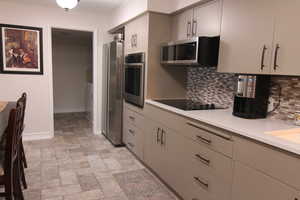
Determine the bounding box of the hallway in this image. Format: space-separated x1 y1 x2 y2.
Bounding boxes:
22 120 177 200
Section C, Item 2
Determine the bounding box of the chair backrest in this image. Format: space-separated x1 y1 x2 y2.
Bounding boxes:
16 93 27 131
4 105 23 175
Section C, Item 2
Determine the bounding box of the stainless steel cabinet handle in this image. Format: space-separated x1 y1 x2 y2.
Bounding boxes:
187 122 231 141
260 45 267 71
129 129 135 135
274 44 280 71
161 129 165 145
157 128 161 144
193 177 209 189
127 142 134 148
129 116 135 121
195 154 210 166
196 135 212 145
192 20 197 36
187 21 191 38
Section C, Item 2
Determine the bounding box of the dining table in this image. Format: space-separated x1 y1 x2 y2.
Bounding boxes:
0 101 15 141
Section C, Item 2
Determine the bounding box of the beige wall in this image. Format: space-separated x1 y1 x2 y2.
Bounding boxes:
52 39 92 114
0 1 111 140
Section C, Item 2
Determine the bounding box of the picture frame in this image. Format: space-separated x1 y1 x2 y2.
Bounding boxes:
0 24 43 75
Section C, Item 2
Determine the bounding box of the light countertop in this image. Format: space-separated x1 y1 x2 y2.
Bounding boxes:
146 99 300 156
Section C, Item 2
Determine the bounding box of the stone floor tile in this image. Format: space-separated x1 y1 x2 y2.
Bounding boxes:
78 173 100 191
59 170 79 185
64 189 104 200
41 184 82 199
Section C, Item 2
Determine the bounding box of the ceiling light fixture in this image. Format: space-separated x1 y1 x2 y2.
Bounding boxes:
56 0 80 11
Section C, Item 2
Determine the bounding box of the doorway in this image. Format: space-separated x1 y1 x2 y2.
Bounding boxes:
51 28 94 135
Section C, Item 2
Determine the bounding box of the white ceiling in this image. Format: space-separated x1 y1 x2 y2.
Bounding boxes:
6 0 124 12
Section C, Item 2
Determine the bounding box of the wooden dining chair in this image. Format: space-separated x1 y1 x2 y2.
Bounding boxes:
0 105 24 200
16 93 28 190
17 93 27 169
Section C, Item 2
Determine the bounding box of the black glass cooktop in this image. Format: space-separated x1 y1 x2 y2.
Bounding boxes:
154 99 226 111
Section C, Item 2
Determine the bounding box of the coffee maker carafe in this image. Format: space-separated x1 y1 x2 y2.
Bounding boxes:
233 75 271 119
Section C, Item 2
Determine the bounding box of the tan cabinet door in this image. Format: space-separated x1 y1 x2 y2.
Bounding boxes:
160 129 185 197
272 0 300 75
193 0 221 37
218 0 275 74
171 9 194 41
232 162 298 200
124 23 134 55
143 118 164 176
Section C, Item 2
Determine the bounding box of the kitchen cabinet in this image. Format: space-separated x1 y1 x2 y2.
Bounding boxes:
193 0 221 37
234 136 300 190
144 103 234 200
144 119 170 181
219 0 300 76
218 0 275 74
171 0 221 41
171 9 194 41
232 162 299 200
123 105 145 160
124 14 149 54
180 137 233 200
272 0 300 75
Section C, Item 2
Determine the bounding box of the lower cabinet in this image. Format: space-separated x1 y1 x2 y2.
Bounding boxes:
143 116 233 200
180 138 233 200
232 162 299 200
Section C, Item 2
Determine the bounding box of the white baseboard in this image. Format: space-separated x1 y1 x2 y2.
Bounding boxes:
23 131 54 141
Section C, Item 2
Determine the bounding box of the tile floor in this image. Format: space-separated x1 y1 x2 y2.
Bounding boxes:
17 113 178 200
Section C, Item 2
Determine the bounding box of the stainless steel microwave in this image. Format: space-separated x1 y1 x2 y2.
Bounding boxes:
124 53 145 108
161 36 220 66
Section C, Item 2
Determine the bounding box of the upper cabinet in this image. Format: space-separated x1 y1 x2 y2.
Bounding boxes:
124 14 149 54
218 0 275 74
219 0 300 76
171 9 194 41
171 0 221 41
193 0 221 37
272 0 300 75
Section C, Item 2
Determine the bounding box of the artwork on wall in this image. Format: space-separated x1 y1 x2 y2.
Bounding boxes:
0 24 43 75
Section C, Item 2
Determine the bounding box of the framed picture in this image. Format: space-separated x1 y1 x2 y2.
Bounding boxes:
0 24 43 75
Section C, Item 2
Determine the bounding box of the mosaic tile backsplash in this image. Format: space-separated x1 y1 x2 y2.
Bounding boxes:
186 67 300 122
186 67 237 107
269 76 300 121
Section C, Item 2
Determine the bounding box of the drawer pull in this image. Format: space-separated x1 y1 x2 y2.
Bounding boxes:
127 142 135 148
129 129 135 135
161 129 165 145
196 135 212 145
195 154 210 166
187 121 231 141
194 177 209 189
157 128 161 144
129 116 135 121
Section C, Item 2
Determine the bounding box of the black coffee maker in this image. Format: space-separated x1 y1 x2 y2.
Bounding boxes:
233 75 271 119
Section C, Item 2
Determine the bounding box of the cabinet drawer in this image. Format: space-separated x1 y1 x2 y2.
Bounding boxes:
232 162 299 200
184 121 233 157
124 107 144 128
124 123 143 159
184 138 233 184
182 159 232 200
234 136 300 190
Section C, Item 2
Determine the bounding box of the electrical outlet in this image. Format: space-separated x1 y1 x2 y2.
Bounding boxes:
268 97 275 112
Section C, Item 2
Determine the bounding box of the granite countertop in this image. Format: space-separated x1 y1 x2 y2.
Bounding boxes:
145 99 300 156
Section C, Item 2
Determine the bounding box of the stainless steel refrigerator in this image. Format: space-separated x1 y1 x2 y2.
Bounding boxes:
102 37 124 146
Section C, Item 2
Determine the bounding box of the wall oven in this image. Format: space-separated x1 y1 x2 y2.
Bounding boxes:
161 36 220 66
124 53 145 107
